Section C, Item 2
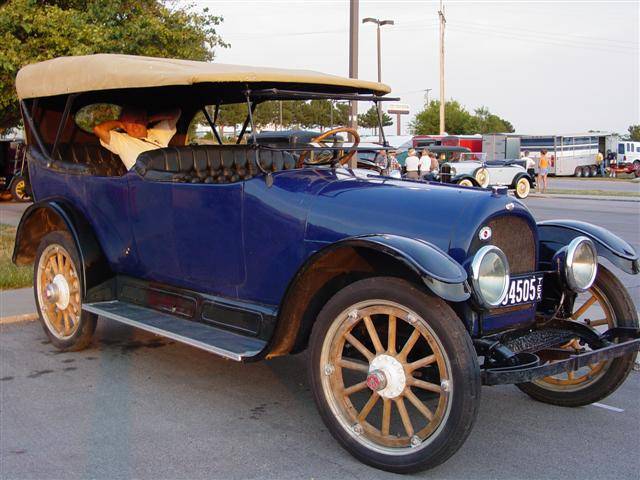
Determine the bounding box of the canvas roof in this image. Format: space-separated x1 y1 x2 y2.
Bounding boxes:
16 54 391 100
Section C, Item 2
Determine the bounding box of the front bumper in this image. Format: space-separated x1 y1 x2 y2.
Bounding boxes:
481 326 640 386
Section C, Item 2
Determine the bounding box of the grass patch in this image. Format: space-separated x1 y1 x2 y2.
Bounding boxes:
0 224 33 290
542 189 640 197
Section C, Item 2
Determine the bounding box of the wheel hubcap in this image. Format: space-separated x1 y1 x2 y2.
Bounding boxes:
368 354 405 398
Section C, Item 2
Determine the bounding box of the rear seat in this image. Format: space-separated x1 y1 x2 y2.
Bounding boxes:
54 143 127 177
134 145 297 183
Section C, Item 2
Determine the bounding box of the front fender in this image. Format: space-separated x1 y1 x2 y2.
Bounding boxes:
538 220 639 274
12 199 113 295
334 234 470 301
451 174 479 186
512 171 536 188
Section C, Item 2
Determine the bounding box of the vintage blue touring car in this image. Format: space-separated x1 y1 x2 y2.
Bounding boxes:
13 55 640 473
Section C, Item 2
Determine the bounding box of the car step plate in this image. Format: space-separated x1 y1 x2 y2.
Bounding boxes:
83 300 266 361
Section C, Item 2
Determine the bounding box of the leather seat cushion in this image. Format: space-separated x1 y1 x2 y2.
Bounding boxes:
55 144 127 177
135 145 296 183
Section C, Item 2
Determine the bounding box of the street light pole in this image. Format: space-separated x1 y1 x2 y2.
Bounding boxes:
438 0 446 135
363 17 394 143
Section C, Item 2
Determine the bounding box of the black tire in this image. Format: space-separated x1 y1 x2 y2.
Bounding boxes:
574 167 582 177
9 175 30 202
589 165 598 177
633 160 640 178
33 231 97 351
517 265 638 407
581 166 591 177
309 277 480 473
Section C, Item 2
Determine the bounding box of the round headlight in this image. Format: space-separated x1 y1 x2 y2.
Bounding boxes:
565 237 597 292
470 246 510 307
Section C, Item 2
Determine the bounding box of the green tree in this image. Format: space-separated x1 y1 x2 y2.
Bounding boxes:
628 125 640 141
411 100 514 135
357 106 392 134
0 0 228 130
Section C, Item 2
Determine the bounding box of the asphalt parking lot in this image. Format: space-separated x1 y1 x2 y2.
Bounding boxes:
1 188 639 479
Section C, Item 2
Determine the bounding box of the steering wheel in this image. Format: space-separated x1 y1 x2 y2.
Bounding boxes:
297 127 360 167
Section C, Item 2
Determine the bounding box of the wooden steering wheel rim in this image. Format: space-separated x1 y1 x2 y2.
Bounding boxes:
297 127 360 167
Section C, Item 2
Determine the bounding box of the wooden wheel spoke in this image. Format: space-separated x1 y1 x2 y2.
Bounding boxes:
405 388 434 421
338 358 369 373
571 294 596 320
408 354 437 372
409 377 442 393
345 333 375 362
387 315 396 354
62 311 71 334
395 397 414 437
363 316 384 354
381 398 391 436
398 329 421 360
56 252 64 274
343 381 368 396
358 392 380 422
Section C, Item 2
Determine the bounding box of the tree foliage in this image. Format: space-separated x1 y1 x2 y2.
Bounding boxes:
411 100 515 135
0 0 228 130
358 106 393 133
628 125 640 141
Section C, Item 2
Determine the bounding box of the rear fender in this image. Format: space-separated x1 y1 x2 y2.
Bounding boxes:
12 200 113 295
537 220 639 275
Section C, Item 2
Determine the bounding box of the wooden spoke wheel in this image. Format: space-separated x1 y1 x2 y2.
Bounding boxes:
518 265 638 407
320 302 451 451
36 243 82 339
34 231 97 351
309 277 480 473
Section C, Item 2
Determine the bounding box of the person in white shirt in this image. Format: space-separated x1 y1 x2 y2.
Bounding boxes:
521 150 535 176
93 106 181 170
418 148 431 178
404 148 420 179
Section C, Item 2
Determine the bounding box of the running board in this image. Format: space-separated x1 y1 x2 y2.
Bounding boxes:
83 300 266 361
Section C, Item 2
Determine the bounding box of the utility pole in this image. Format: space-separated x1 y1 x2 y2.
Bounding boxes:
349 0 359 132
438 0 446 135
363 17 394 143
425 88 432 105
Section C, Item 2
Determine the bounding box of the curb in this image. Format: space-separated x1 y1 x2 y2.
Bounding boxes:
527 194 640 203
0 313 38 324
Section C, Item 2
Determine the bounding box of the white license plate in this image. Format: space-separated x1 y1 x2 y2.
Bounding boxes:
500 274 544 307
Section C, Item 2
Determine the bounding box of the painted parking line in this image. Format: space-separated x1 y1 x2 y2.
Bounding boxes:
591 403 624 413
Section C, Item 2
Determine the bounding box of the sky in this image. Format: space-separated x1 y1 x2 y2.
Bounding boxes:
193 0 639 135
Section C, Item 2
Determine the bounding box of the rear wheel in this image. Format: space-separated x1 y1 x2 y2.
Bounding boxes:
309 277 480 473
574 167 582 177
9 175 30 202
34 231 97 351
517 265 637 407
514 177 531 199
589 165 598 177
581 166 591 177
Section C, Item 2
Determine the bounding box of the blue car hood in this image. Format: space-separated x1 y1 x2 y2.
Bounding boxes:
304 170 530 262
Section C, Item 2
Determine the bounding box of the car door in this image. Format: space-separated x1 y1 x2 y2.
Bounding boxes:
127 149 244 298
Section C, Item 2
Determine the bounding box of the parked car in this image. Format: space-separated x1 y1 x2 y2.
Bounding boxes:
0 133 30 201
611 141 640 177
436 152 536 199
13 55 640 474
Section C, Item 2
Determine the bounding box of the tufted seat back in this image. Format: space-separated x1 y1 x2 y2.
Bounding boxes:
54 143 127 177
134 145 297 183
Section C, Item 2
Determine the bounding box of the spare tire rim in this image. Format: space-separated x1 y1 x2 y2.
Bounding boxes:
319 300 453 454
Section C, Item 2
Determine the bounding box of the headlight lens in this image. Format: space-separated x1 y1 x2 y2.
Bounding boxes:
470 246 510 307
565 237 597 292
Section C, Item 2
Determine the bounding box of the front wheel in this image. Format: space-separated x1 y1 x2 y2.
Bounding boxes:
514 177 531 199
309 277 480 473
34 231 97 351
457 178 474 187
10 175 30 202
517 265 638 407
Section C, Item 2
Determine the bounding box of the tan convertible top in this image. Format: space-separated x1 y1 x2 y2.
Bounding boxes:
16 54 391 99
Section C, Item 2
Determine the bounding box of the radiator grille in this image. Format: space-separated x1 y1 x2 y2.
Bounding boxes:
470 216 536 275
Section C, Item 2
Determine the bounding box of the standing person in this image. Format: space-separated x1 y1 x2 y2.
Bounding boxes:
405 148 420 179
388 150 401 176
375 150 389 175
537 149 549 193
595 150 604 177
418 148 431 178
522 150 535 177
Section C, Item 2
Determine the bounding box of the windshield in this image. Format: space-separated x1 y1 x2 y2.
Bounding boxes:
459 152 486 162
